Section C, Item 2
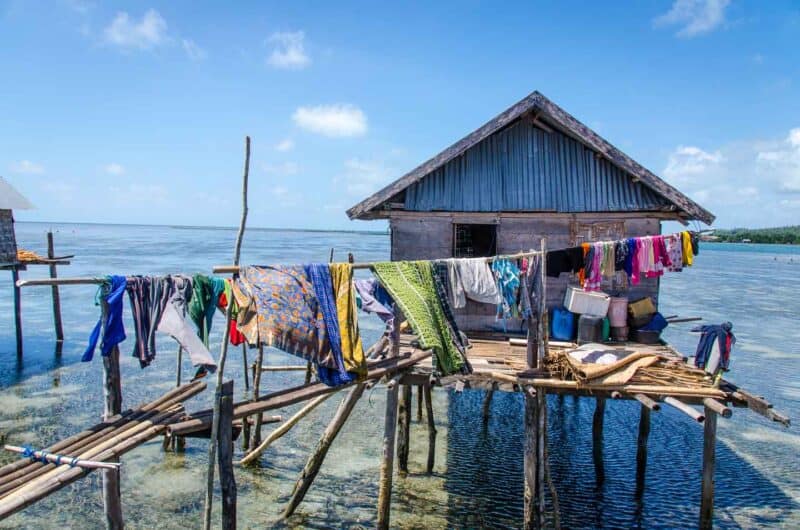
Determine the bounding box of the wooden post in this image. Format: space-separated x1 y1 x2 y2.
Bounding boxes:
11 267 22 358
536 391 546 527
424 384 436 474
282 384 366 517
699 406 717 530
592 397 606 486
416 385 423 422
397 384 411 473
377 383 400 530
218 380 237 530
482 385 495 421
241 344 250 391
538 238 548 367
46 231 64 346
523 388 541 530
635 404 651 497
249 344 265 450
203 135 250 530
102 344 123 530
170 345 184 452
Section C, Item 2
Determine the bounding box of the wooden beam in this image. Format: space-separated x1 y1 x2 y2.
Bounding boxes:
283 383 366 517
699 407 717 530
377 383 400 530
702 398 731 419
217 380 237 530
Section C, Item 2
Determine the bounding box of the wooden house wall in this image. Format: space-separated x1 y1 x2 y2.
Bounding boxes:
0 210 17 264
389 213 661 332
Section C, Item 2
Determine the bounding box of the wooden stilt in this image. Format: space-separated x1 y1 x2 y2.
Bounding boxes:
482 385 495 421
592 397 606 486
249 344 265 450
416 385 423 422
46 231 64 346
523 388 541 530
218 380 237 530
635 404 651 497
699 406 717 530
397 384 411 473
424 384 436 474
11 267 22 358
241 343 250 391
102 344 123 530
536 391 546 527
377 383 400 530
282 383 366 517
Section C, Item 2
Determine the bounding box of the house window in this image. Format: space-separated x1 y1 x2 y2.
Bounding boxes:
453 223 497 258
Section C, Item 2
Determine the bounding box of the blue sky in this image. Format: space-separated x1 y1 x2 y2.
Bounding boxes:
1 0 798 230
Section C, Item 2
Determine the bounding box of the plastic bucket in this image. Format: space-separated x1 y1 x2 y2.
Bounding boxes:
608 297 628 327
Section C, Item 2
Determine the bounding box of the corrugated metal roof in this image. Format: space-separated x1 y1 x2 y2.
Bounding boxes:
0 177 34 210
404 120 670 213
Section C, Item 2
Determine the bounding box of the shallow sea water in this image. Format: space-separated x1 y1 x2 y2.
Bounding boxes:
0 223 797 529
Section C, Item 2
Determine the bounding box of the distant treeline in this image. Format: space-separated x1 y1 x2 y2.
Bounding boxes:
713 226 800 244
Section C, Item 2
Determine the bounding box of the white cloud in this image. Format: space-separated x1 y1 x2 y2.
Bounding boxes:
182 39 207 61
262 162 299 176
275 138 294 152
103 9 167 50
104 163 125 176
108 183 168 203
339 158 393 196
293 104 367 138
272 185 289 197
661 127 800 227
654 0 730 38
267 31 310 70
9 160 45 175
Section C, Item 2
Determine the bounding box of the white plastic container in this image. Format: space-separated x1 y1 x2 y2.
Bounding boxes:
563 286 611 317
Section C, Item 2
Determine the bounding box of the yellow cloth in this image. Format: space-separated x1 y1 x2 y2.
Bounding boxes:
682 231 693 266
329 263 366 376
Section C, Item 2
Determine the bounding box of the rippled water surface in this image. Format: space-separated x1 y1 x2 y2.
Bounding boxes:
0 223 797 529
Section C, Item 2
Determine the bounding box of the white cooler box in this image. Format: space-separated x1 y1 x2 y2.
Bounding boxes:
563 286 611 317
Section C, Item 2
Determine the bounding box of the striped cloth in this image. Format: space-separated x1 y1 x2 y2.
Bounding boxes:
372 261 467 376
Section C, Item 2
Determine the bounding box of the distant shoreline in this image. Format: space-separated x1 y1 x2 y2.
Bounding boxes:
16 220 389 237
709 226 800 245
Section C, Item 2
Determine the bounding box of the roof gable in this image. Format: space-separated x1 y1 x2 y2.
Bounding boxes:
0 177 34 210
347 91 714 224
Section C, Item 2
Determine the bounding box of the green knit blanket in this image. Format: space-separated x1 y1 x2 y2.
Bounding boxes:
372 261 465 375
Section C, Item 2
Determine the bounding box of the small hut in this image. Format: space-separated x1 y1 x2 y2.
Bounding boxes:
0 177 33 265
347 91 714 331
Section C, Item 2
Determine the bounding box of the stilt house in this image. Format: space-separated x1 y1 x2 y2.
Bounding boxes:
347 91 715 331
0 177 33 265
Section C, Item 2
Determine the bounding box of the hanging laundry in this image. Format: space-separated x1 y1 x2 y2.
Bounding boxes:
217 279 246 346
546 247 584 277
443 260 465 309
188 274 226 346
432 263 469 352
451 258 502 305
155 275 218 372
232 266 337 371
330 264 367 376
372 261 468 376
305 263 360 386
614 241 628 271
354 278 395 327
83 275 127 362
126 275 172 368
692 322 735 372
681 232 694 267
665 233 683 272
491 258 520 321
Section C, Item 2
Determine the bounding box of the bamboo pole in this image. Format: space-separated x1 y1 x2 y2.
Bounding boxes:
203 135 250 530
258 365 308 372
218 381 236 530
377 383 399 530
664 396 705 423
282 383 367 517
592 397 606 486
46 231 64 345
703 398 731 418
3 446 121 471
633 393 661 411
397 384 411 473
238 393 334 466
241 344 250 391
699 406 717 530
249 345 265 450
635 404 651 498
424 385 436 474
12 267 22 357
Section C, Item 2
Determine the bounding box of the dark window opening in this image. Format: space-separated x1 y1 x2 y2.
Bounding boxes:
453 223 497 258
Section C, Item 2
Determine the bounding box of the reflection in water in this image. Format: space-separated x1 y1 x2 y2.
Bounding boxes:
0 223 797 528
